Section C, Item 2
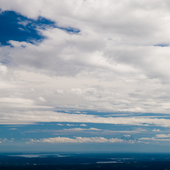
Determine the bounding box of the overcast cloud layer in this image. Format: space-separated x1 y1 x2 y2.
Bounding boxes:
0 0 170 116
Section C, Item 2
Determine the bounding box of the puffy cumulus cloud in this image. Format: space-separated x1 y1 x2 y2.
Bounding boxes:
1 0 170 114
0 138 14 143
28 136 124 144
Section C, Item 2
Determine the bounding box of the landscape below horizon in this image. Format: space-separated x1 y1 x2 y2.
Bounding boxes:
1 152 170 170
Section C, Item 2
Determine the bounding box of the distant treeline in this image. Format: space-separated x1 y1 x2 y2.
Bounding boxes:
1 162 170 170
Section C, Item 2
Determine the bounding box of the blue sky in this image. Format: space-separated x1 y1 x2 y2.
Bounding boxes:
1 0 170 152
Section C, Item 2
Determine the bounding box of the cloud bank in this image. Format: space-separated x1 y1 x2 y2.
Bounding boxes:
1 111 170 128
0 0 170 122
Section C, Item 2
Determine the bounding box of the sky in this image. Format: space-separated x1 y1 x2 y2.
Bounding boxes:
1 0 170 153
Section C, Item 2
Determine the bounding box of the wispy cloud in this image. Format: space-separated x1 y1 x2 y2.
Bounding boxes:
152 129 161 132
28 136 138 144
156 134 170 138
139 137 170 142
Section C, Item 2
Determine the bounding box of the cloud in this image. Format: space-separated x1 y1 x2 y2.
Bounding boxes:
57 123 63 126
0 47 170 113
1 1 170 118
66 124 76 127
28 134 141 144
28 136 124 144
0 0 170 45
139 137 170 142
80 124 87 126
139 133 170 142
2 111 170 128
0 98 33 107
23 127 148 136
38 97 45 102
120 135 138 144
156 134 170 138
61 128 100 132
0 138 14 143
152 129 160 132
10 128 17 130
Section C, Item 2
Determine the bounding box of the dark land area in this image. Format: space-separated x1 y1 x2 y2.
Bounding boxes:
1 162 170 170
1 153 170 170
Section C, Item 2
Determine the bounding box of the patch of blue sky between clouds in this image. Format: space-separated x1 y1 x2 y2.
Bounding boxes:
0 122 168 140
154 44 169 47
58 26 80 34
56 110 170 119
0 10 80 46
1 122 170 152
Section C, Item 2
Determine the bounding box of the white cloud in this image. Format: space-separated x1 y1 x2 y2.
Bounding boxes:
1 0 170 117
38 97 46 102
0 49 169 113
0 0 170 46
0 97 52 109
152 129 160 132
156 134 170 138
66 124 76 127
0 64 7 75
0 98 33 107
1 111 170 128
62 128 100 132
28 136 124 144
57 123 63 126
139 133 170 142
0 138 14 143
139 137 170 142
80 124 87 126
